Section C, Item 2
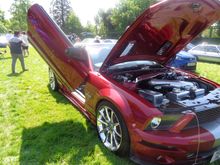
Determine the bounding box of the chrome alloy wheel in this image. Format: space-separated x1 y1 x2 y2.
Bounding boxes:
97 106 122 151
49 69 56 90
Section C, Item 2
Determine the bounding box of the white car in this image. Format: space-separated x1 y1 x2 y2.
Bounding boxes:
0 35 8 54
81 38 118 44
0 35 8 48
188 44 220 63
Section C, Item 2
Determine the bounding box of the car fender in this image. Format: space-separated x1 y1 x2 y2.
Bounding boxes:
97 88 135 127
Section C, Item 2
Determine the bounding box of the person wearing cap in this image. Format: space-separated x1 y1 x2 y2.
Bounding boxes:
8 31 28 74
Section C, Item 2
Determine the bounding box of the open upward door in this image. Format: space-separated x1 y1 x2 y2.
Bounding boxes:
27 4 89 91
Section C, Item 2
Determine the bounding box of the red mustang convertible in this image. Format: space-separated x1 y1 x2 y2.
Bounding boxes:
28 0 220 164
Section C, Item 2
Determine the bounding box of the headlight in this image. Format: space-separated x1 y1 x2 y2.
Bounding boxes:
150 117 162 129
145 114 183 131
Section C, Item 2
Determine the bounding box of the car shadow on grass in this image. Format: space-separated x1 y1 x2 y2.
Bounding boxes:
47 84 70 105
19 120 133 165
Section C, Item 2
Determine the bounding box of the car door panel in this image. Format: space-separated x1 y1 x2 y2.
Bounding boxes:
27 4 89 91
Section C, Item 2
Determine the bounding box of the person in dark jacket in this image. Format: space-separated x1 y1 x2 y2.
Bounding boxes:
8 31 28 74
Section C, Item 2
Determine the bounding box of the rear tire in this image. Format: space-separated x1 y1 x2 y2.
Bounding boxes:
96 101 130 156
49 68 59 91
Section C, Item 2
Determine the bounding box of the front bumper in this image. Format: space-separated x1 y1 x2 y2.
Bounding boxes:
131 126 219 164
171 60 197 71
179 64 197 72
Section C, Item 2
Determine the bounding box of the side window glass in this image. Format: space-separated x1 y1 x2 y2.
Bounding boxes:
192 46 203 51
205 46 218 53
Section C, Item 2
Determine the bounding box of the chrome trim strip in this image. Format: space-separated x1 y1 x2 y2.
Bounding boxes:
71 90 85 104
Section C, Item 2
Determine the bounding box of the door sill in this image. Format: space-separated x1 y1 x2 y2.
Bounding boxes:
71 89 85 104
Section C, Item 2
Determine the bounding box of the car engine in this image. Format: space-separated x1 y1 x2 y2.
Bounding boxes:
112 70 219 112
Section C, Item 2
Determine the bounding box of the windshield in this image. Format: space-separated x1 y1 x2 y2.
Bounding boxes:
86 44 115 71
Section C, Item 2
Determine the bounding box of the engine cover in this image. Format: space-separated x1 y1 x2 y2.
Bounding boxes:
167 90 190 101
139 90 163 107
148 79 195 90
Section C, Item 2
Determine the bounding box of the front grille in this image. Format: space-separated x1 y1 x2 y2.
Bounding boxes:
180 65 196 71
187 107 220 128
196 107 220 123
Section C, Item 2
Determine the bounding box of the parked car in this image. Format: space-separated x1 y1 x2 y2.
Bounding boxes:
66 33 81 44
80 32 95 39
81 38 102 43
102 39 118 43
169 51 197 71
185 43 196 51
0 35 8 48
28 1 220 165
81 38 118 44
0 35 8 54
188 44 220 63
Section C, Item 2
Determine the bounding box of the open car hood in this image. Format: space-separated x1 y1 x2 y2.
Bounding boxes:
101 0 220 72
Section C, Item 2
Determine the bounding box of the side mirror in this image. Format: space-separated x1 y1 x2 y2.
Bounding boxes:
65 46 87 61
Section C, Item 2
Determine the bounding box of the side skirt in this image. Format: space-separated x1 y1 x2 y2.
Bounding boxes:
59 87 96 125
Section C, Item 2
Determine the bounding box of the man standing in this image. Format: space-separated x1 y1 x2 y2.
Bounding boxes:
8 31 28 74
20 31 29 57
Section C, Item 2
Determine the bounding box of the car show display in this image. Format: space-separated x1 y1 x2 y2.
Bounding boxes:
28 0 220 164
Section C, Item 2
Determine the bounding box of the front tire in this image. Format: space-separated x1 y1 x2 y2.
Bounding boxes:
96 101 130 156
49 68 58 91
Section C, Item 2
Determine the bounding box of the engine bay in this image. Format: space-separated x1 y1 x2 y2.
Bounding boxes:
111 69 220 112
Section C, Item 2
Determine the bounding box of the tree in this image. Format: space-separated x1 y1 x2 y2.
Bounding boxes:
0 10 5 23
50 0 72 33
111 0 156 37
94 0 156 38
216 21 220 37
0 9 7 33
65 11 83 34
95 9 116 38
83 22 96 34
9 0 31 31
0 23 7 33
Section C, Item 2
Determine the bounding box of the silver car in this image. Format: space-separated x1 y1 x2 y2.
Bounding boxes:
188 44 220 63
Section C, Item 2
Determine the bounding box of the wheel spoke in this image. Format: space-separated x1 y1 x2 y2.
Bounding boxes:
114 122 120 127
99 126 109 134
49 76 52 81
105 107 111 121
110 110 114 122
104 131 110 143
49 71 56 90
110 132 113 147
100 110 108 122
103 131 108 143
113 131 119 147
51 84 54 89
114 128 122 138
98 118 108 126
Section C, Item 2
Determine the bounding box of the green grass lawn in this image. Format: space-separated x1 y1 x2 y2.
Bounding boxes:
0 47 219 165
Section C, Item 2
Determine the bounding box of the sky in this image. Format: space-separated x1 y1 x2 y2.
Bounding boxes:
0 0 119 26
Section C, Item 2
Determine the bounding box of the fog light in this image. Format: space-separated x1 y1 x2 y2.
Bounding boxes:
150 117 161 129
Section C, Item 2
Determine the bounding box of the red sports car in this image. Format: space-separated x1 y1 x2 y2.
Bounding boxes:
27 0 220 164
